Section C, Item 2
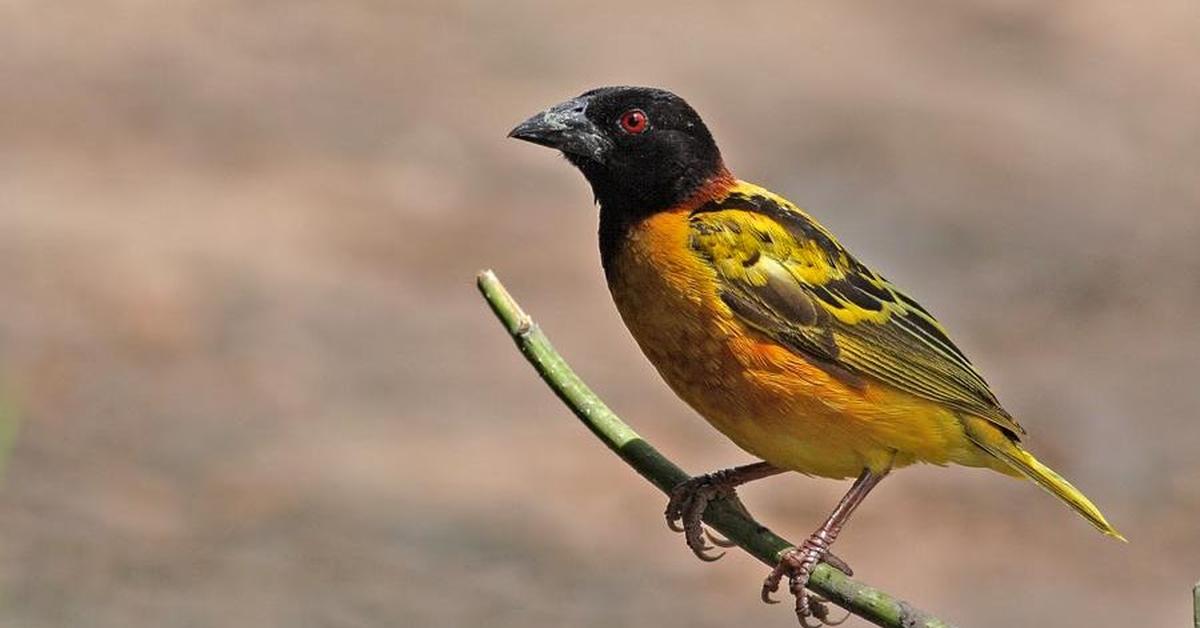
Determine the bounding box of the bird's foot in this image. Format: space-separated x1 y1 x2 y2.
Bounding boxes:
664 472 745 561
761 534 850 627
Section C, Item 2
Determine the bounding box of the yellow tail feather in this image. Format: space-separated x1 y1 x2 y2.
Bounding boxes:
961 416 1126 541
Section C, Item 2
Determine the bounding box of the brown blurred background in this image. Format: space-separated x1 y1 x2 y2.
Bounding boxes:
1 1 1197 627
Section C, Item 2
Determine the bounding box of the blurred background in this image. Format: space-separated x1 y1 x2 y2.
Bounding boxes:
1 1 1197 626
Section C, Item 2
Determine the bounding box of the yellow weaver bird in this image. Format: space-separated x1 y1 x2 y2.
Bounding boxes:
509 86 1123 624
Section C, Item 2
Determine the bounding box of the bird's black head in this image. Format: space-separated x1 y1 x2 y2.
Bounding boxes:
509 86 727 215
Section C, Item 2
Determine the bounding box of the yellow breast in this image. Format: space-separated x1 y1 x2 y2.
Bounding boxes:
607 210 977 478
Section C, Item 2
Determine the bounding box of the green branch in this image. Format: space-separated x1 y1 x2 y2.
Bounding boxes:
1193 581 1199 628
0 392 19 485
477 269 956 628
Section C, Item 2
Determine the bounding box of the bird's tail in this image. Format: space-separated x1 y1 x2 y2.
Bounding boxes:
961 416 1126 541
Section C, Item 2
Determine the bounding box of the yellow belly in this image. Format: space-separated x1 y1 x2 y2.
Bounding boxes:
608 210 986 479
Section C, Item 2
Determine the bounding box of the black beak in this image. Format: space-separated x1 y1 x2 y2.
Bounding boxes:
508 97 611 163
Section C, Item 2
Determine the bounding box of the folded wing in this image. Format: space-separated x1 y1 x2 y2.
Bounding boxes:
689 189 1024 439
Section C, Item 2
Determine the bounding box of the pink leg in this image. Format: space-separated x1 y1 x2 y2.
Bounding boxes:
761 468 889 627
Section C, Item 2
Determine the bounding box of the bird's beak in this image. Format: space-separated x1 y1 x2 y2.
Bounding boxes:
508 97 611 163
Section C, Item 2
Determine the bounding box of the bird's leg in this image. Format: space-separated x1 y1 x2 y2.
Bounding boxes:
761 468 888 627
665 461 783 561
665 463 856 574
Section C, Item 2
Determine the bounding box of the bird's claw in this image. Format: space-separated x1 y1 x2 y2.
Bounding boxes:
820 551 853 576
797 594 849 628
664 475 737 561
762 541 845 626
807 595 850 626
705 528 737 548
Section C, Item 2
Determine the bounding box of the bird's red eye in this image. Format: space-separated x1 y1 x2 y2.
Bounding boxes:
619 109 648 134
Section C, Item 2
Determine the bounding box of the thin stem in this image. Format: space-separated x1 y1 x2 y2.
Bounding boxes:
0 393 18 485
1193 581 1199 628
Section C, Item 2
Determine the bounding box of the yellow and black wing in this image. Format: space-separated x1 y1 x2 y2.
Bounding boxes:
689 188 1025 438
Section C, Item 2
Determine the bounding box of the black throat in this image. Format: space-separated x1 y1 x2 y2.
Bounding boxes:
596 205 645 281
575 157 725 279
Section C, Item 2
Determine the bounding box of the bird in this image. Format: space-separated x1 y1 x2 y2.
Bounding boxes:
508 86 1123 625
